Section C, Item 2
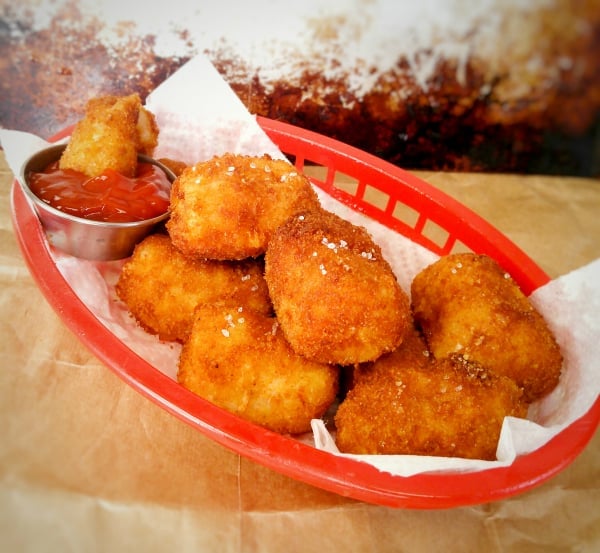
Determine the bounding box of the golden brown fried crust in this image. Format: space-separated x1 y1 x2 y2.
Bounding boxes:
59 93 159 177
410 253 562 403
334 327 528 459
348 326 431 389
166 153 321 260
264 209 412 365
135 105 159 155
115 234 272 342
177 303 340 434
157 158 188 177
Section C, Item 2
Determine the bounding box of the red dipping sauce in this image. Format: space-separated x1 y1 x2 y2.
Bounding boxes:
28 161 172 223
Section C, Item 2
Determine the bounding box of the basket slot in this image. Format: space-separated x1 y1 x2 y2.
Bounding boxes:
332 171 359 196
392 202 420 229
301 156 462 256
420 218 456 255
364 184 390 212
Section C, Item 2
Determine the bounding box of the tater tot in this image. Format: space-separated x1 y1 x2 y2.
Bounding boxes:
411 253 562 403
135 105 160 155
178 303 340 434
116 233 272 342
265 209 411 365
59 93 158 177
334 327 528 459
157 157 188 177
166 153 321 260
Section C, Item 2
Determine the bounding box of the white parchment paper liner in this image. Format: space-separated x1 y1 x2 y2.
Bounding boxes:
2 53 598 477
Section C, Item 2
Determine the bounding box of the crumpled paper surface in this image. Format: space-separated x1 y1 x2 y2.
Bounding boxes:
1 54 598 480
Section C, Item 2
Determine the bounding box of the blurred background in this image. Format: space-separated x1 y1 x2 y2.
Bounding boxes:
2 0 599 175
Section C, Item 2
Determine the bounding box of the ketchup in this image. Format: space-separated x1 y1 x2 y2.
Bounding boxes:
28 161 171 222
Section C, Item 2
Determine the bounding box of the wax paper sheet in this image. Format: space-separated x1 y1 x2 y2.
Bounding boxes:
1 53 598 478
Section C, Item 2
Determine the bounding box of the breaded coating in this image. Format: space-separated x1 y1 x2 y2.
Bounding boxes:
346 325 430 391
334 327 528 459
265 209 411 365
166 153 321 260
411 253 562 403
157 157 188 177
135 104 159 155
116 234 272 342
178 303 340 434
59 93 158 177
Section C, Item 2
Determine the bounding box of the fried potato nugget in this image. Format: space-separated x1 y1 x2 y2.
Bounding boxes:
116 234 272 342
265 209 411 365
334 328 528 459
135 103 160 156
157 158 188 177
411 253 562 403
166 153 321 260
59 93 158 177
178 303 340 434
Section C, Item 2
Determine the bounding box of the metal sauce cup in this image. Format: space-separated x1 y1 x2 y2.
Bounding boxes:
19 144 176 261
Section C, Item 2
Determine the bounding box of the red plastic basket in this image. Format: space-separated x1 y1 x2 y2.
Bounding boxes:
10 117 598 509
257 116 549 295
